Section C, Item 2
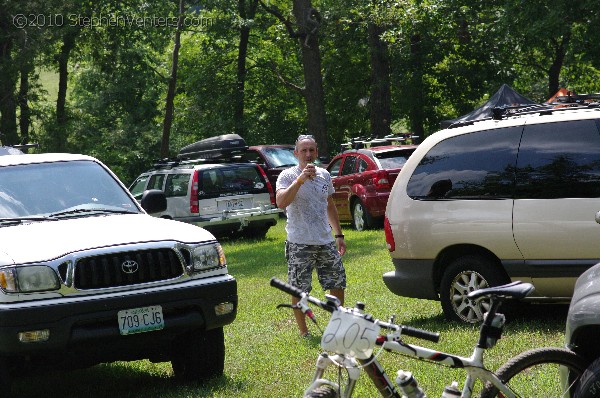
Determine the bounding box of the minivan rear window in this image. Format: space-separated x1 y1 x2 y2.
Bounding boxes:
407 127 522 199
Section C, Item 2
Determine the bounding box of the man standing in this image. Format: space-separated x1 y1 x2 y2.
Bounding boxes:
276 134 347 337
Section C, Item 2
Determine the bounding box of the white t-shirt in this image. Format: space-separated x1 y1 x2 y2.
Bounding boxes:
276 166 335 245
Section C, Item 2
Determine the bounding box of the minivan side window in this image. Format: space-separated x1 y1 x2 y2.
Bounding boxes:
406 127 522 199
515 119 600 199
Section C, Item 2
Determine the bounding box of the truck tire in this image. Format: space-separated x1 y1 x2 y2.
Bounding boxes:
172 327 225 382
0 357 11 398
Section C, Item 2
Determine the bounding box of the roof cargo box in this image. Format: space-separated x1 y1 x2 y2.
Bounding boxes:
177 134 248 160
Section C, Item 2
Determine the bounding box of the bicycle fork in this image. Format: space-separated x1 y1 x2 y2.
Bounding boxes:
305 352 403 398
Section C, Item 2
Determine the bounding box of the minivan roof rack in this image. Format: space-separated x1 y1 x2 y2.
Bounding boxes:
447 99 600 129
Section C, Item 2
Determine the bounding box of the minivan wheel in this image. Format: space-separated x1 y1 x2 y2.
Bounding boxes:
440 255 509 323
352 200 373 231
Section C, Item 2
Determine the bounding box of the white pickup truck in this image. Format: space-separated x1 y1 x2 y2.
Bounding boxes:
0 153 237 395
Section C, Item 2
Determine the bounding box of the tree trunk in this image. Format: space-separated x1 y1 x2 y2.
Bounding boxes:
161 0 185 158
19 60 32 144
55 28 78 151
548 32 570 99
292 0 328 155
234 0 259 138
0 34 18 145
16 29 32 145
367 22 391 138
408 34 424 143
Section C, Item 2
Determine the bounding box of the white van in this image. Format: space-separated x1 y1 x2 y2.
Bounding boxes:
383 105 600 323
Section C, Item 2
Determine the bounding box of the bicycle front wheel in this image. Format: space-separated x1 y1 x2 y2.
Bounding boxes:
480 347 587 398
304 385 338 398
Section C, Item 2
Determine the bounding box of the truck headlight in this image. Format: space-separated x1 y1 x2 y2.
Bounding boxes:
191 244 226 272
0 266 60 293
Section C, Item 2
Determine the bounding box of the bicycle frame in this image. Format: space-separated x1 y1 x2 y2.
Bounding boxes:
269 277 538 398
305 327 519 398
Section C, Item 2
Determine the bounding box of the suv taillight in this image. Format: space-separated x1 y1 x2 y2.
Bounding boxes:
384 216 395 252
190 170 199 214
373 170 391 190
257 165 276 205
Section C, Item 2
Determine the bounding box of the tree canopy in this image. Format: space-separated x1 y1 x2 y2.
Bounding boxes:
1 0 599 183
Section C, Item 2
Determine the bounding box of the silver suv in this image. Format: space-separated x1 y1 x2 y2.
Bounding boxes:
383 104 600 323
129 160 281 238
0 153 237 394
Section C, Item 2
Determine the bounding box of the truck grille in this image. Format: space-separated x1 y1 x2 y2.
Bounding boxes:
74 248 183 289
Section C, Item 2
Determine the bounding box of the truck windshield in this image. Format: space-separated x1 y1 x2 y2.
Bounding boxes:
0 160 139 218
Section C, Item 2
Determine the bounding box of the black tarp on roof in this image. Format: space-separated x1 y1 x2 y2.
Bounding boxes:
440 84 538 129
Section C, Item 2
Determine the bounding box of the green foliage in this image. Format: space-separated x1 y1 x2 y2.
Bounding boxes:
9 222 570 397
5 0 600 178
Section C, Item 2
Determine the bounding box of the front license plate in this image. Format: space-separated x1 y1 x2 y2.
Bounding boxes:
118 305 164 335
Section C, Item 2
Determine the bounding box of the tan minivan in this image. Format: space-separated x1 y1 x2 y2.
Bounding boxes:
383 106 600 323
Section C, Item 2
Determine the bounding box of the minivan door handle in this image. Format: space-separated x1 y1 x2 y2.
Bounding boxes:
596 211 600 224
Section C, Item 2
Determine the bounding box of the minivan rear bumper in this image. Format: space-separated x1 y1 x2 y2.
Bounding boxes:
383 258 438 300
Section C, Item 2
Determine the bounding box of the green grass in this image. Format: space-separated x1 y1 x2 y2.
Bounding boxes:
11 222 569 397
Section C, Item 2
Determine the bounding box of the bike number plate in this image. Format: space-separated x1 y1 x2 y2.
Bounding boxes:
321 309 380 359
118 305 164 335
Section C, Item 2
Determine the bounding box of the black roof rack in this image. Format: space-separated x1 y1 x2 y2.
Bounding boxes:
152 154 248 170
339 134 418 152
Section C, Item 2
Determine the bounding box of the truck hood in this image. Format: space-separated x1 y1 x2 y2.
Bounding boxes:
0 214 215 265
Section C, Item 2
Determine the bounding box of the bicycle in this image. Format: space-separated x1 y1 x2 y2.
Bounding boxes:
270 277 587 398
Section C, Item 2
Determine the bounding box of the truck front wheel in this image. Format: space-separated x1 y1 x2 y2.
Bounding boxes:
171 327 225 382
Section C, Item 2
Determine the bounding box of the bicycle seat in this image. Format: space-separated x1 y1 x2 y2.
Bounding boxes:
467 281 535 301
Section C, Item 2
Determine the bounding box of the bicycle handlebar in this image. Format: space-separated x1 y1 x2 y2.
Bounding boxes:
270 277 440 343
400 325 440 343
270 277 337 313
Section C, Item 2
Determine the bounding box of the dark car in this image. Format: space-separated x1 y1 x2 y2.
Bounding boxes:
327 145 417 231
242 145 298 189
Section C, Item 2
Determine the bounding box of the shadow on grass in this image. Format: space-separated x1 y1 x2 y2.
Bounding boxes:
11 362 246 398
398 302 569 336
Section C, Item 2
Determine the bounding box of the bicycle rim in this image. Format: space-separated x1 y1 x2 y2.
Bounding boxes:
480 347 587 398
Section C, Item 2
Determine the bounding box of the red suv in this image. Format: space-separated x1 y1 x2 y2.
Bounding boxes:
327 145 417 230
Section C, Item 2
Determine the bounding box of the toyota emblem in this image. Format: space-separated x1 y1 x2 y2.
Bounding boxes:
121 260 139 274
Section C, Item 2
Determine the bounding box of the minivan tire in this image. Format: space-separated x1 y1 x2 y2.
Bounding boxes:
440 255 510 323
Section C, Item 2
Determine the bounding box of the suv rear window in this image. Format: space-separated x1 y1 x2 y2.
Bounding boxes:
375 149 415 169
198 165 267 198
